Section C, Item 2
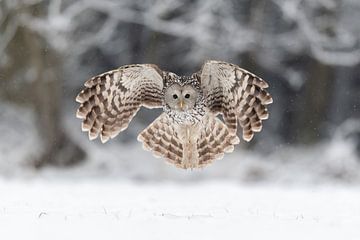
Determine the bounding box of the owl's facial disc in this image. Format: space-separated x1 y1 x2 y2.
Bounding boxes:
164 84 198 112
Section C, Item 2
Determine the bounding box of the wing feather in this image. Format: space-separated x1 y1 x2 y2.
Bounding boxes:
76 64 164 143
198 60 273 141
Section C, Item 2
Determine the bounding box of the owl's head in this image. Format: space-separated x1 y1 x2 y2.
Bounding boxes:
164 83 198 112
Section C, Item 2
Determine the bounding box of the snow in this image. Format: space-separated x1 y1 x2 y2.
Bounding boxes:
0 180 359 240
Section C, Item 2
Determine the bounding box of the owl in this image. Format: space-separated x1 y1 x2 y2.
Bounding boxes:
76 60 273 169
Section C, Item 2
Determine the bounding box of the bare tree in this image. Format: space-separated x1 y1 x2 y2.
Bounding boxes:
0 0 85 167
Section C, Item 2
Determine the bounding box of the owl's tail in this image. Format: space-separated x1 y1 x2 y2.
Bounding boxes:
195 115 240 167
137 113 184 167
137 113 239 169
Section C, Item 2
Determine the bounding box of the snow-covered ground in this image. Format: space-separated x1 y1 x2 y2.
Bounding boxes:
0 180 359 240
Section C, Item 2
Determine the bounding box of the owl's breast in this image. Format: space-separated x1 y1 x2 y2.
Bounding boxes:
163 104 206 125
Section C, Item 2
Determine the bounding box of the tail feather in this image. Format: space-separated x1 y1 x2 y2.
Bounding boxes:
138 113 239 169
137 114 183 167
197 116 239 167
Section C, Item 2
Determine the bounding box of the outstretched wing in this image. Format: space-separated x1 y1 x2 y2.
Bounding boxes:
198 60 273 141
76 64 164 143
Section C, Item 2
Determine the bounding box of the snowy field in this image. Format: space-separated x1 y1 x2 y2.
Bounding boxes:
0 180 359 240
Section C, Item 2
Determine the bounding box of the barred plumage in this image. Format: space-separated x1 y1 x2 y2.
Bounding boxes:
198 60 273 141
76 60 273 169
76 64 164 143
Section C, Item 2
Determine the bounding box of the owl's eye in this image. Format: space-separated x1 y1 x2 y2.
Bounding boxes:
184 94 190 99
172 94 178 99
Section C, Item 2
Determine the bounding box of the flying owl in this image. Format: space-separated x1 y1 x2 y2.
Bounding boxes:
76 60 273 169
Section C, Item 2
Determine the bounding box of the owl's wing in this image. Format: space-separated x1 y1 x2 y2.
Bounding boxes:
198 60 273 141
76 64 164 143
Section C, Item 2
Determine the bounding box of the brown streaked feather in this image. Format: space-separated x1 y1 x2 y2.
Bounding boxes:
198 60 273 142
138 113 239 169
76 64 164 143
137 113 183 166
197 114 240 167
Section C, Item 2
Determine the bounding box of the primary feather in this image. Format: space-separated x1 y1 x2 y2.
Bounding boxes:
76 64 164 143
198 60 273 141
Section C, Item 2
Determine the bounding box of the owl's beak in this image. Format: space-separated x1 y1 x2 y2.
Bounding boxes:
179 100 185 110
